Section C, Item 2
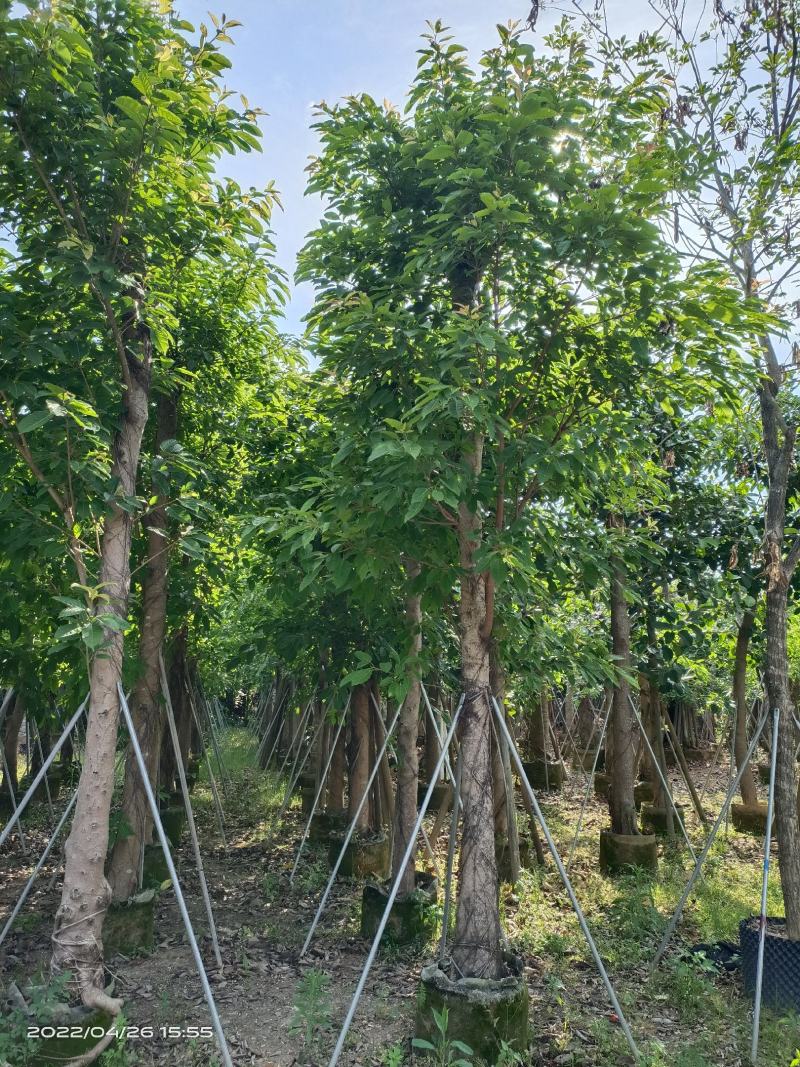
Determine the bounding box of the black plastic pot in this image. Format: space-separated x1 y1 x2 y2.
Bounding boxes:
740 915 800 1012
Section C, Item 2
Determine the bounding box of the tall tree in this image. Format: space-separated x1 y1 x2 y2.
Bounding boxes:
579 0 800 937
0 0 267 1007
299 19 747 977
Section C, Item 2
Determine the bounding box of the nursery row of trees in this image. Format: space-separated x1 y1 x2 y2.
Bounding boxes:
2 0 800 1040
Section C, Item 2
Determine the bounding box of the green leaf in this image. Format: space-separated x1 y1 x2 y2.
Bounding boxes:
17 410 52 433
342 667 373 686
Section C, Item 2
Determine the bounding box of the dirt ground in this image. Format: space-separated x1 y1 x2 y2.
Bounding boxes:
2 737 799 1067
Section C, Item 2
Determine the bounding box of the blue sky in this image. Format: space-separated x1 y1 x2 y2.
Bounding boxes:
177 1 652 334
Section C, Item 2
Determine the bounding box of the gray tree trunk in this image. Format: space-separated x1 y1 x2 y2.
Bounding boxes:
52 325 151 1013
608 518 638 836
107 389 178 902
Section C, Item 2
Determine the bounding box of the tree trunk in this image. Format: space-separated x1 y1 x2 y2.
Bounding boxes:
348 681 371 831
108 390 178 902
527 693 549 760
452 443 503 981
576 696 596 749
759 360 800 939
392 560 422 895
373 698 395 829
492 651 520 883
52 333 151 1013
733 608 759 807
607 518 638 836
327 718 346 814
424 700 440 784
2 694 25 800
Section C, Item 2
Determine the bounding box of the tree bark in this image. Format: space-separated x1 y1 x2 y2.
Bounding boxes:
392 560 422 895
348 681 371 831
759 360 800 939
733 608 759 807
528 693 549 760
52 326 151 1012
607 518 639 836
423 701 440 784
108 390 178 902
327 717 346 814
491 652 520 883
2 694 25 800
576 696 596 750
452 432 503 981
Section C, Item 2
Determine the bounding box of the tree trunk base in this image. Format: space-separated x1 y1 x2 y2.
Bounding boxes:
159 803 186 849
731 802 769 837
634 781 655 809
682 746 709 764
417 781 450 810
594 772 611 799
360 871 438 944
495 835 533 882
103 890 156 957
185 758 200 790
599 830 658 875
19 767 65 806
308 811 347 844
328 832 390 879
24 1005 116 1066
142 844 170 889
520 758 566 792
299 775 317 817
573 748 604 772
740 916 800 1012
416 956 529 1062
640 803 686 836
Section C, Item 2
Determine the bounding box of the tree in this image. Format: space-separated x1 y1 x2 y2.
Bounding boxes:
579 0 800 937
299 19 747 978
0 0 266 1007
107 195 282 902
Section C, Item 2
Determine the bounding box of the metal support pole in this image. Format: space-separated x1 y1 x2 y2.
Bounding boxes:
327 702 464 1067
566 692 612 871
276 694 326 824
275 694 315 790
255 683 278 763
299 697 406 958
724 704 739 836
751 706 780 1065
160 654 223 971
189 695 228 849
117 685 233 1067
31 718 55 827
0 691 86 850
0 787 78 948
663 717 708 829
0 744 27 854
290 713 347 882
491 694 641 1062
261 684 291 769
420 682 460 793
438 744 462 964
628 693 697 862
649 704 771 971
198 687 230 795
0 688 15 732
